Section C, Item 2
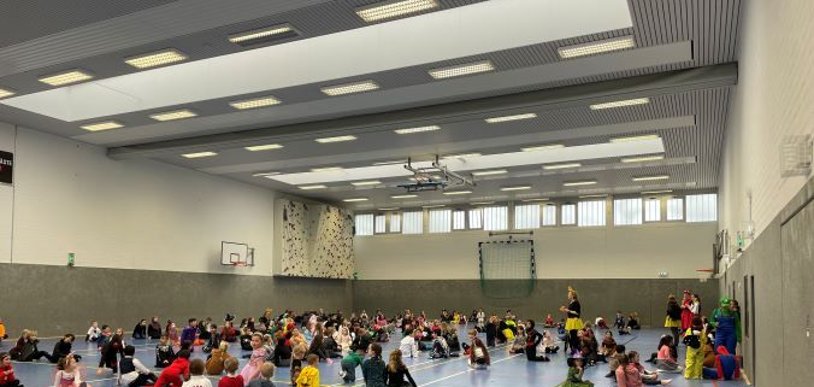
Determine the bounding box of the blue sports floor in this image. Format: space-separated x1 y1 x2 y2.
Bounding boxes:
2 328 747 387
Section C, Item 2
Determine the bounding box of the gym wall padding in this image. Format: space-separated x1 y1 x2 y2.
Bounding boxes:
0 263 353 337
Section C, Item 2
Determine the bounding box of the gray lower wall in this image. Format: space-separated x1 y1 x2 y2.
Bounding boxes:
353 279 718 328
0 264 353 337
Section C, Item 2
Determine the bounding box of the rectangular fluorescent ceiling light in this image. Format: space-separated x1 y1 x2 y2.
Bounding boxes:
590 97 650 110
356 0 439 23
245 144 283 151
472 169 507 176
485 113 537 123
0 88 15 99
422 204 446 208
38 70 93 86
543 163 581 170
443 190 472 195
500 186 531 191
610 134 659 143
230 96 281 110
150 109 197 121
80 121 124 132
125 49 187 69
378 207 400 211
181 151 217 159
373 160 404 166
351 180 381 186
393 125 440 134
311 167 343 172
522 144 565 152
391 194 417 199
343 197 369 202
442 153 481 160
429 60 495 79
642 190 673 195
252 171 279 177
632 175 669 182
522 198 549 202
471 201 494 205
321 81 380 96
299 185 327 190
580 194 607 199
558 35 636 59
228 24 297 46
621 154 664 163
564 180 597 187
315 135 357 143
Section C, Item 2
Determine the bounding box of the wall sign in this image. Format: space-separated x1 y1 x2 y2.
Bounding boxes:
0 151 13 184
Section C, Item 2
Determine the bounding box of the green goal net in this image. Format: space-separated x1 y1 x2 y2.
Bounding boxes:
478 238 536 299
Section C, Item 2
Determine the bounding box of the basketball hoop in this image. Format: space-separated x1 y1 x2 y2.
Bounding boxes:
696 268 714 283
232 261 249 268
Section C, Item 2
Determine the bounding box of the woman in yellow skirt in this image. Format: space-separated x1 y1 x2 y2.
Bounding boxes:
664 295 682 352
560 286 583 355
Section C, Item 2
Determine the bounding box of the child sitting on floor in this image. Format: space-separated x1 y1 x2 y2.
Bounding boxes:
247 362 275 387
629 351 672 385
467 334 490 370
86 321 101 343
295 354 320 387
0 352 22 387
563 356 594 387
655 336 683 373
240 333 267 385
181 359 211 387
544 314 555 328
206 342 233 376
54 355 84 387
216 358 243 387
542 330 560 353
119 345 158 387
429 333 450 359
156 335 176 368
510 325 527 354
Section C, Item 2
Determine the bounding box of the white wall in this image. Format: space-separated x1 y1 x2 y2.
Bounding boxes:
354 222 717 280
719 0 814 241
0 123 277 275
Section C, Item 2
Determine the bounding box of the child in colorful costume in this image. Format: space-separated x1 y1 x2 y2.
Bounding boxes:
702 345 740 380
710 297 740 356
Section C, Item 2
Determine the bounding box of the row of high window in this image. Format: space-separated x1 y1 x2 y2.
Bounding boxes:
354 193 717 236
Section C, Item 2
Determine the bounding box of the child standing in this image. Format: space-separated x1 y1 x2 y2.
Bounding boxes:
0 353 22 387
683 316 705 379
217 358 243 387
181 359 212 387
484 316 497 347
295 354 320 387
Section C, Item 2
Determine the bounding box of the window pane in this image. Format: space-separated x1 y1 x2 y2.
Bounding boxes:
389 213 401 233
686 194 718 222
614 198 643 225
514 204 540 229
542 204 557 226
453 210 466 230
355 214 374 236
428 209 452 233
374 214 386 233
469 208 483 229
644 198 661 222
578 200 606 227
402 211 423 234
666 198 684 221
483 206 508 231
561 204 576 225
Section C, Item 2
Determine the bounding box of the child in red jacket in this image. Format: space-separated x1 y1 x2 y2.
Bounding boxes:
155 350 191 387
0 352 22 387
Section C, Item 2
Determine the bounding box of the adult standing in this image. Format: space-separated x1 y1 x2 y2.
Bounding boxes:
560 286 583 355
711 297 740 355
664 295 682 351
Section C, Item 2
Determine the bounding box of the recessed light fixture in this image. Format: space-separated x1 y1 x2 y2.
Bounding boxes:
610 134 660 143
442 153 482 160
558 35 636 59
356 0 439 23
471 169 507 176
393 125 441 135
228 24 298 46
0 88 16 99
343 197 369 203
150 109 197 122
321 81 380 96
311 167 343 172
632 175 669 182
230 96 282 110
471 201 495 205
125 49 187 69
590 97 650 110
80 121 124 132
484 113 537 123
522 198 549 202
429 60 495 79
299 185 327 190
351 180 382 186
38 70 93 86
315 135 357 143
245 144 284 151
422 204 446 209
522 144 565 152
391 194 417 199
641 190 673 195
500 186 532 192
443 190 472 195
579 194 607 199
563 180 597 187
543 163 581 170
378 207 400 211
252 171 279 177
181 151 218 159
621 154 665 163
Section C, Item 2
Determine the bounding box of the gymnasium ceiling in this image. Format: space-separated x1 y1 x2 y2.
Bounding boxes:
0 0 742 209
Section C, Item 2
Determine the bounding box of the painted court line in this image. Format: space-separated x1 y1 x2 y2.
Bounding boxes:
421 353 524 386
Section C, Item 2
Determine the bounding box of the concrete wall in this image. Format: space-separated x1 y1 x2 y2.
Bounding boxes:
355 222 718 280
718 0 814 240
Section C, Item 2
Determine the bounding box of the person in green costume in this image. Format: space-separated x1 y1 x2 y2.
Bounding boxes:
710 297 740 355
